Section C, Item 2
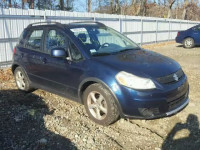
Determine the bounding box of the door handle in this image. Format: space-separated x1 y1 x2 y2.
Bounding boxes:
40 57 47 64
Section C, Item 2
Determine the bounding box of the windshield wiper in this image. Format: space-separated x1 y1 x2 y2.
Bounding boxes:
117 47 140 53
92 53 111 56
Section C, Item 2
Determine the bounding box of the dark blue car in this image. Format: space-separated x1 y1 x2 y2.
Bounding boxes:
12 22 189 125
176 24 200 48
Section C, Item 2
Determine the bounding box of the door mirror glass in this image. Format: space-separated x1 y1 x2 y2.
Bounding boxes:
51 48 68 58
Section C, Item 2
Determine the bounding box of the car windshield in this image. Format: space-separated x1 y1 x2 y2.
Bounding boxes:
70 26 140 56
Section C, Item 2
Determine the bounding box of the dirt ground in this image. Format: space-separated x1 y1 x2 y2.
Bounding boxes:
0 42 200 150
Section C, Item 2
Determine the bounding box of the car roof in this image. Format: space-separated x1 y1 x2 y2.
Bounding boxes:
26 21 106 29
66 21 105 28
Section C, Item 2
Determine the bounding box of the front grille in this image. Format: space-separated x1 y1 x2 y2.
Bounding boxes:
157 69 184 84
167 92 188 110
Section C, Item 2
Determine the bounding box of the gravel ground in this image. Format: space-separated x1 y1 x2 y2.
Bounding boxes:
0 42 200 150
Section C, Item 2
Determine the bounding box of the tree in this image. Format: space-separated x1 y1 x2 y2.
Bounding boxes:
182 0 189 19
88 0 91 12
8 0 11 7
136 0 147 16
60 0 64 10
167 0 176 18
114 0 120 14
22 0 25 9
27 0 34 9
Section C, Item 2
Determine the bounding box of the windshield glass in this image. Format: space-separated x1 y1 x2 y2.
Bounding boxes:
70 26 140 56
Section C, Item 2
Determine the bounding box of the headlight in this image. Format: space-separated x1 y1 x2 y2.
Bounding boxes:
115 71 156 90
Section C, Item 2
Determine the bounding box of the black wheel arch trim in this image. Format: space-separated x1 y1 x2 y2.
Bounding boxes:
183 36 194 42
78 77 124 117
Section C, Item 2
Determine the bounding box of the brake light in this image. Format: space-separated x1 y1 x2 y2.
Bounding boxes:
13 47 16 54
177 32 180 37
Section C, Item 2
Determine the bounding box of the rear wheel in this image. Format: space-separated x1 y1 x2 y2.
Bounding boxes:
83 83 119 126
183 37 194 49
14 67 34 92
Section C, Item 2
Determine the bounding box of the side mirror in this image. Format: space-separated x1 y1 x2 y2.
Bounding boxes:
50 48 68 58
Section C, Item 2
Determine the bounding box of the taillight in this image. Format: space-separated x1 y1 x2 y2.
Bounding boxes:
177 32 180 37
13 47 16 54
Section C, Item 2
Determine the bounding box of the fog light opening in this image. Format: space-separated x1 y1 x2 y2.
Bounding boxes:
138 108 156 117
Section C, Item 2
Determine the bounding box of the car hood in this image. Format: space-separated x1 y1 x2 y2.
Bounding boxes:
93 49 181 78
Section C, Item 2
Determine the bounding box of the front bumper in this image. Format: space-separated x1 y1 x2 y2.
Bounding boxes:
124 97 189 119
113 75 189 119
166 98 189 116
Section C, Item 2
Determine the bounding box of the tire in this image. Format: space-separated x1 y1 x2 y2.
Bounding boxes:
14 66 34 92
183 37 194 49
83 83 119 126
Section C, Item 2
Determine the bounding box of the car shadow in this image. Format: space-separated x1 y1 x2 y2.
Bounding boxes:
176 45 183 47
0 89 77 150
176 44 200 48
162 114 200 150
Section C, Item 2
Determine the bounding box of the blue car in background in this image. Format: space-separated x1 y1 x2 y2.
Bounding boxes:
12 21 189 125
176 24 200 48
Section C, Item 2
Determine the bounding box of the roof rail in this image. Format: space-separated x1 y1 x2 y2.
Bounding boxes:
67 21 106 27
27 21 63 28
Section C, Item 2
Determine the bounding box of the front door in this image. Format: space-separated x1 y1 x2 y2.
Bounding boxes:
38 28 85 100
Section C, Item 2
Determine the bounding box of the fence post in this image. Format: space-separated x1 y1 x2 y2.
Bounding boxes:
156 20 158 43
2 9 8 64
140 18 143 45
93 13 96 22
119 17 122 33
168 20 170 41
44 10 46 21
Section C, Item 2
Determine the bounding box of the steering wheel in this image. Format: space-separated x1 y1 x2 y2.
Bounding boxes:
99 43 110 50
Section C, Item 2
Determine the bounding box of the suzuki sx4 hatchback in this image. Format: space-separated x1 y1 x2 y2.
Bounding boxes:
12 22 189 125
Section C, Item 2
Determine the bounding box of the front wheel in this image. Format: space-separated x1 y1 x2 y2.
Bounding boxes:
183 37 194 49
83 83 119 126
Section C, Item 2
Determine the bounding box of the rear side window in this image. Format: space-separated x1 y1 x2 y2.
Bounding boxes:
45 29 67 53
26 30 43 51
194 25 200 31
19 29 28 45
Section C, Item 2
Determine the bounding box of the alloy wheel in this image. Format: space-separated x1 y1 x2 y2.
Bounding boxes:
185 39 193 47
87 91 108 120
16 71 26 90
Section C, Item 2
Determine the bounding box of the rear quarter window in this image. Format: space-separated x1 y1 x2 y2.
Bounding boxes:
19 29 28 45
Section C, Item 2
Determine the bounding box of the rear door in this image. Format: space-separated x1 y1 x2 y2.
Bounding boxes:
23 27 46 85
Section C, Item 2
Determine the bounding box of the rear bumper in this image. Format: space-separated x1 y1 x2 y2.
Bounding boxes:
175 36 183 44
